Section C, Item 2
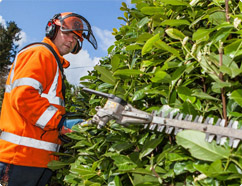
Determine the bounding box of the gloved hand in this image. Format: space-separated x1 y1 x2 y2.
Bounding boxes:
58 118 84 143
60 119 84 135
65 119 84 129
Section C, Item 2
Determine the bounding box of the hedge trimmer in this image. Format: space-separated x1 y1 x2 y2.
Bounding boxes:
81 88 242 148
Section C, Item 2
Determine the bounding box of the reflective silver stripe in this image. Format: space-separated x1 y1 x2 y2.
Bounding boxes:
5 78 43 94
5 85 11 93
12 78 43 94
6 78 63 106
36 105 58 129
41 93 64 106
0 131 60 152
47 55 60 97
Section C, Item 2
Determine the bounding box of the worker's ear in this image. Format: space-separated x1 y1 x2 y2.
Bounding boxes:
71 41 82 54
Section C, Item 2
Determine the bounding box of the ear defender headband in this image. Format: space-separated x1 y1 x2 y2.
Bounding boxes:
45 12 98 54
45 13 61 40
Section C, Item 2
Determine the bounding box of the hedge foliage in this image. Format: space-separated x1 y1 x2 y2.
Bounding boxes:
49 0 242 185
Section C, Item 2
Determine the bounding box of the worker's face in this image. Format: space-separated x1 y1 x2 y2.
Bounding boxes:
53 29 78 56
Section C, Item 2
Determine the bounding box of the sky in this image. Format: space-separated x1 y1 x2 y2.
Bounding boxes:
0 0 133 85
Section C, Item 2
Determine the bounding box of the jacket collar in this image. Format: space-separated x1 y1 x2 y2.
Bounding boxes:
42 37 70 69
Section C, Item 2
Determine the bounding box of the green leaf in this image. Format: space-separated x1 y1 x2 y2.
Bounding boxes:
132 85 151 101
211 27 232 43
84 180 101 186
137 33 153 43
165 28 185 40
211 81 232 93
181 102 198 116
174 161 196 175
129 168 153 175
133 174 161 186
161 19 190 27
192 28 213 41
142 33 160 55
113 69 144 77
108 176 122 186
240 1 242 12
126 44 142 51
177 86 196 103
168 153 191 161
151 70 171 83
98 83 114 91
209 12 226 26
71 165 97 179
190 0 200 6
66 132 87 140
48 160 70 170
108 45 115 54
110 154 137 171
139 137 164 159
111 55 121 72
192 90 220 101
230 89 242 107
193 159 227 178
137 17 149 28
176 130 230 161
158 0 188 5
109 142 134 153
89 98 101 104
207 159 224 176
220 66 242 78
80 75 96 80
141 60 154 68
154 40 181 59
140 7 163 15
161 60 179 70
94 66 116 85
171 65 186 82
224 39 242 58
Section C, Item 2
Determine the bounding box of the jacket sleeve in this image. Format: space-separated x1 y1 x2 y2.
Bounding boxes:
9 47 64 131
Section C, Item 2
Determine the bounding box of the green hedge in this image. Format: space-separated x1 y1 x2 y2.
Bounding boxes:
49 0 242 185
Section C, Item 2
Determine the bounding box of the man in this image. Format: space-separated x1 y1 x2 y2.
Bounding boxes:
0 12 97 186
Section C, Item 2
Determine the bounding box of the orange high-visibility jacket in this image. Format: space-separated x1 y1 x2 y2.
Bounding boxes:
0 37 70 168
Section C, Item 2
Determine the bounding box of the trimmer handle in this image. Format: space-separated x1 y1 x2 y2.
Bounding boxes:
82 87 111 98
82 87 127 106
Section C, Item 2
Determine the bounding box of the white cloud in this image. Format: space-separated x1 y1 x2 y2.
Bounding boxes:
126 0 131 6
125 0 135 8
15 31 27 48
64 49 100 85
93 26 115 51
0 15 6 28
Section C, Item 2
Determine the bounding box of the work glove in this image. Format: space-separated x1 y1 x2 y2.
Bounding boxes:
58 118 84 143
61 118 84 134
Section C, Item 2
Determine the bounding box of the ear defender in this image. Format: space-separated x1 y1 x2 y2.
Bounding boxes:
45 13 60 40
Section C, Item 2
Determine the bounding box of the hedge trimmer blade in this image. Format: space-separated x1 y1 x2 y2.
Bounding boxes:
82 88 242 148
144 112 242 148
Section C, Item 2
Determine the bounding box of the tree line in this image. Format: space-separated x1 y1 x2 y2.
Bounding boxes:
0 21 21 111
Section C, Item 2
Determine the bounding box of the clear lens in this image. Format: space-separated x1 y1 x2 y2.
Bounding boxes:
60 16 88 32
89 33 98 50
